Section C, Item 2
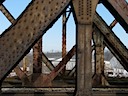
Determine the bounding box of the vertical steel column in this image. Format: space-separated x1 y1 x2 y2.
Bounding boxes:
73 0 98 95
77 24 92 95
92 28 105 87
62 10 67 74
33 38 42 73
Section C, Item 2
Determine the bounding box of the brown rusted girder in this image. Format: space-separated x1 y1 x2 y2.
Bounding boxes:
94 13 128 71
92 28 109 87
0 0 71 82
43 45 76 85
0 4 15 24
109 19 117 29
102 0 128 32
42 52 55 71
61 8 72 74
33 38 42 73
14 66 28 81
62 10 67 74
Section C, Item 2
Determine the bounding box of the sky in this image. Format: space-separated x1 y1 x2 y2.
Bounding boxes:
0 0 128 52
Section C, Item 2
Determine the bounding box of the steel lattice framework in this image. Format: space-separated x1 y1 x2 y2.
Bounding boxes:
0 0 128 96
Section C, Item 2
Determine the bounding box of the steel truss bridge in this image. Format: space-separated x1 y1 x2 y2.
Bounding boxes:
0 0 128 96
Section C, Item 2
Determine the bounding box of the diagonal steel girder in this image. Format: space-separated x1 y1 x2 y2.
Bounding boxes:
102 0 128 33
0 4 15 24
42 52 55 71
42 45 76 85
0 0 71 82
94 13 128 71
68 12 128 83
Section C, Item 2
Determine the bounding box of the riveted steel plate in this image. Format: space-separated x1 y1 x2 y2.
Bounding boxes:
72 0 98 24
0 0 71 81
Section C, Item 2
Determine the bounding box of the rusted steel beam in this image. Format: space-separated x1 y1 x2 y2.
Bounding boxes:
33 38 42 74
14 66 28 82
72 0 98 95
42 52 55 71
94 13 128 71
92 28 109 87
0 4 15 24
93 88 128 96
1 88 75 93
62 10 67 74
93 30 104 86
0 0 71 82
61 8 72 75
102 0 128 32
2 87 128 95
33 38 42 73
14 57 30 86
109 19 117 29
43 45 76 85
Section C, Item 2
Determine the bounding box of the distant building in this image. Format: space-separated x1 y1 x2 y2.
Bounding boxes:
105 57 128 78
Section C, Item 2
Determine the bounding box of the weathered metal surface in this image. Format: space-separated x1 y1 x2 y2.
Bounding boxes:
62 11 67 74
0 0 128 95
42 52 55 71
14 66 27 80
27 45 75 87
2 88 128 96
43 45 76 85
1 88 75 93
14 66 30 86
0 0 71 82
109 19 117 29
0 4 15 24
102 0 128 32
93 88 128 96
76 24 93 96
33 38 42 73
94 13 128 71
72 0 99 24
72 0 98 95
92 28 109 87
